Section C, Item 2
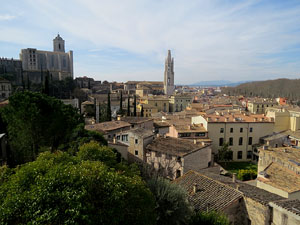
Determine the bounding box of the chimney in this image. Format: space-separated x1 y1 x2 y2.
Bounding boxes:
193 183 198 194
232 173 236 183
194 139 197 144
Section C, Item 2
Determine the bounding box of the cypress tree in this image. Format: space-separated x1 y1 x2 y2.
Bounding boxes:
120 91 123 112
141 105 144 117
27 74 30 90
133 95 137 117
127 96 130 116
43 71 50 96
107 92 112 121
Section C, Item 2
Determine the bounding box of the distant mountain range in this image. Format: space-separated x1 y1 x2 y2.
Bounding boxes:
188 80 251 87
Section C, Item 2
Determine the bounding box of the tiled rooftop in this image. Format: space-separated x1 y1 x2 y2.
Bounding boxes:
173 170 243 211
203 113 273 123
271 199 300 216
85 121 131 132
146 137 206 157
258 162 300 193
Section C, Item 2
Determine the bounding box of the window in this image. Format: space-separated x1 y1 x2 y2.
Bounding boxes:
247 151 252 159
239 137 243 145
121 135 128 142
238 151 243 159
229 137 233 146
240 128 243 133
176 170 181 178
248 137 252 145
219 138 224 146
220 128 224 133
177 156 181 162
135 150 138 156
230 128 233 133
250 127 253 132
117 135 120 140
179 133 191 137
195 132 206 137
135 139 138 144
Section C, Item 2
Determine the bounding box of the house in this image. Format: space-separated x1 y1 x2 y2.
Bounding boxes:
173 170 245 224
169 94 193 112
145 137 212 179
153 121 170 136
257 146 300 199
119 117 153 130
85 121 131 141
115 127 154 163
192 113 274 161
166 123 211 145
269 199 300 225
177 167 284 225
0 78 12 100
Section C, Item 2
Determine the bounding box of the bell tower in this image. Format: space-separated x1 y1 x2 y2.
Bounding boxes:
53 34 65 52
164 50 175 96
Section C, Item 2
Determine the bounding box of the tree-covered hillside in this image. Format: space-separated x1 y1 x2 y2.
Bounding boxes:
222 78 300 102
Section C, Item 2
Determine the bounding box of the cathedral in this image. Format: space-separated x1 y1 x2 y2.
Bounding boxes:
19 34 73 83
164 50 175 96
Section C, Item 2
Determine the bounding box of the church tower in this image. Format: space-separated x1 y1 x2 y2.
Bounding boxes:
53 34 65 52
164 50 175 96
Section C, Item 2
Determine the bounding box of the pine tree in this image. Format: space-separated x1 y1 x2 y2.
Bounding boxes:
141 105 144 117
120 91 123 112
133 95 137 117
107 92 112 121
127 96 130 116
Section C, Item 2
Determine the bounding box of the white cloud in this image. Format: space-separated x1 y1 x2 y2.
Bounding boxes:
0 14 16 21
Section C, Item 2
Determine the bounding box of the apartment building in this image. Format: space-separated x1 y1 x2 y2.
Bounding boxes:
169 94 193 112
192 113 274 161
247 101 277 114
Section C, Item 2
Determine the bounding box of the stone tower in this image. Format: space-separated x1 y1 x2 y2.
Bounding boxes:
164 50 175 96
53 34 65 52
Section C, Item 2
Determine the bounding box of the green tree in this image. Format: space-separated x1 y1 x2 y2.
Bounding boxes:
216 142 233 165
0 151 156 225
189 211 230 225
141 105 144 117
1 91 82 165
133 95 137 116
147 176 193 225
107 92 112 121
127 96 130 116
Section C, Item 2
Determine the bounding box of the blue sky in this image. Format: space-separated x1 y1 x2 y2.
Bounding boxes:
1 0 300 84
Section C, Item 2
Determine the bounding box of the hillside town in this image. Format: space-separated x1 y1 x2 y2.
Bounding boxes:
1 34 300 225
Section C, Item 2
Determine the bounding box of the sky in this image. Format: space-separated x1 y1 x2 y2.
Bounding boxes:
1 0 300 84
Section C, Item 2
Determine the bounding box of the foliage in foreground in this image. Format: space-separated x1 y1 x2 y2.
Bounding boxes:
0 143 156 225
189 211 231 225
1 91 82 165
147 176 193 225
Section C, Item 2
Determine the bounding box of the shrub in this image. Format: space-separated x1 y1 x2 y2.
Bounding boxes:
189 211 231 225
237 169 257 181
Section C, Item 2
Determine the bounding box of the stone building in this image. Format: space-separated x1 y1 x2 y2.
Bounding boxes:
164 50 175 96
115 127 154 163
20 34 73 83
247 101 277 114
0 78 12 100
85 121 131 141
169 94 193 112
145 137 212 179
0 57 23 85
269 199 300 225
192 113 274 161
176 167 284 225
257 146 300 199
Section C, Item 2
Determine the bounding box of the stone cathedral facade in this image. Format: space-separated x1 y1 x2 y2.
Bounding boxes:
19 34 73 83
164 50 174 96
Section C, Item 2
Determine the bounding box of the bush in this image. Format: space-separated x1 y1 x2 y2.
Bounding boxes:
237 169 257 181
189 211 231 225
147 177 193 225
0 151 156 225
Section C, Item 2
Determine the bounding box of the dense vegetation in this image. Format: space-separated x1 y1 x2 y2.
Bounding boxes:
222 78 300 102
